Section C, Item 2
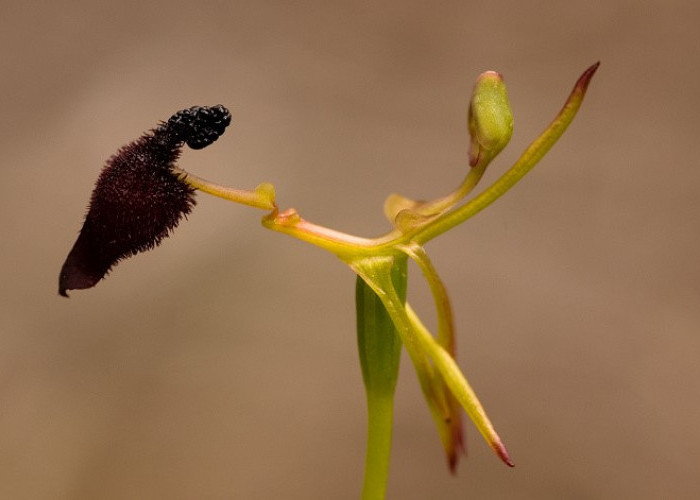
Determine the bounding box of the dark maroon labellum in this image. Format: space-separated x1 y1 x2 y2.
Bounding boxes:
165 104 231 150
58 105 231 297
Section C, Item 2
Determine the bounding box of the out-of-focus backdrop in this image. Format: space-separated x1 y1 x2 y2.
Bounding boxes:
2 1 698 498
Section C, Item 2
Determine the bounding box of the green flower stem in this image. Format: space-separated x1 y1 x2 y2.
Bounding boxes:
383 160 488 222
418 160 488 217
362 392 396 500
355 255 407 500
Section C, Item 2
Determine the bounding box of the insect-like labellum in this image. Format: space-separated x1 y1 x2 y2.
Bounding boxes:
58 105 231 297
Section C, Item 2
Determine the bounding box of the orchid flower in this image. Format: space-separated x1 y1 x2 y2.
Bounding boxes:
59 63 599 499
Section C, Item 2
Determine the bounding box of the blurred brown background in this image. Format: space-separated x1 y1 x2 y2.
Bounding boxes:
1 0 698 498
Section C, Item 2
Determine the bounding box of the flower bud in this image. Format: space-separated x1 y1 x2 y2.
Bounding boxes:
468 71 513 166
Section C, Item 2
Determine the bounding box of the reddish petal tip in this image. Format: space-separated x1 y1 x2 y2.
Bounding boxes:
492 442 515 468
576 61 601 91
448 454 458 475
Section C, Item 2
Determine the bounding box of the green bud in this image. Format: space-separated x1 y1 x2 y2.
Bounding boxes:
468 71 513 166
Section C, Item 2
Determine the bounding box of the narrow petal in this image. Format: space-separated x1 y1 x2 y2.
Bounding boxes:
400 243 466 472
406 305 514 467
353 259 513 467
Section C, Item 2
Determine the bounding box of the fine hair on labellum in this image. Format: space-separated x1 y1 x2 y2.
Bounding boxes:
58 105 231 297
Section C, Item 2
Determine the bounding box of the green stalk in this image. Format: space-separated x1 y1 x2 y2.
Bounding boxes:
356 255 408 500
